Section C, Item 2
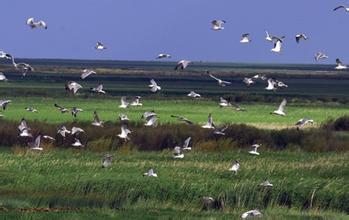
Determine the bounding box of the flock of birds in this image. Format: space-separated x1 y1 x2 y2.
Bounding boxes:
0 7 346 217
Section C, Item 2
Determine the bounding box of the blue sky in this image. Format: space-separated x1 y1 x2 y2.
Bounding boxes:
0 0 347 64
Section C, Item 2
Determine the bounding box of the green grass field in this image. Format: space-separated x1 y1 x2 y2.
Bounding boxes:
0 148 347 219
1 96 348 129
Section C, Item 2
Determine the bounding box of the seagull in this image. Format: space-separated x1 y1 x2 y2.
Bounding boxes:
57 125 71 137
271 99 287 116
95 42 106 50
314 52 328 61
144 114 158 127
173 146 184 159
118 124 131 141
43 135 55 141
143 168 158 177
72 138 84 147
229 160 240 174
187 91 201 98
119 96 129 108
174 60 191 70
335 58 347 70
202 113 215 129
248 144 261 155
253 74 267 81
119 113 129 123
0 72 8 81
149 79 161 92
0 50 12 60
276 80 288 88
241 210 262 219
71 126 85 135
156 53 171 59
243 77 255 86
333 5 349 12
71 107 83 117
92 111 104 127
211 20 226 31
91 84 106 94
102 154 113 168
130 96 143 106
295 34 308 43
0 100 11 110
265 78 277 91
213 125 229 135
11 56 34 76
18 118 32 137
295 118 314 129
81 69 96 79
178 137 192 151
28 135 43 151
26 17 47 29
260 180 273 187
54 103 69 113
65 81 82 94
265 30 273 42
170 115 193 125
240 33 251 43
219 97 231 108
25 107 38 113
271 37 283 53
142 110 157 120
208 73 231 87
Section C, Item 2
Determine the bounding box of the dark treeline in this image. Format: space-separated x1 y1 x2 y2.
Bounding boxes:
0 117 348 152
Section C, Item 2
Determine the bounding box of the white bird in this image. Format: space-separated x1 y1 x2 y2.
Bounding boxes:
173 146 184 159
314 52 328 61
202 113 215 129
71 127 85 135
271 37 283 53
335 58 347 70
28 135 43 151
143 168 158 177
71 107 83 117
260 180 273 187
149 79 161 93
102 154 113 168
208 73 231 87
43 135 55 141
265 78 277 91
54 103 69 113
333 5 349 12
95 42 106 50
240 33 251 43
170 115 193 125
81 69 96 79
0 100 11 110
130 96 143 106
118 124 131 141
243 77 255 86
295 34 308 43
119 96 129 108
11 56 34 76
219 97 230 108
91 84 106 94
25 107 38 113
265 30 273 42
211 20 226 31
187 91 201 98
0 50 12 60
18 118 32 137
92 111 104 127
57 125 71 137
72 138 84 147
213 125 229 135
248 144 261 155
156 53 171 59
142 111 157 120
144 114 158 127
229 160 240 174
272 99 287 116
295 118 314 129
65 81 82 94
26 17 47 29
119 113 129 123
241 209 262 219
174 60 191 70
177 137 192 151
0 72 8 81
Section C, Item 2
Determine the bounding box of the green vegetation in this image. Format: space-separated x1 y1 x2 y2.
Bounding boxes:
0 149 347 219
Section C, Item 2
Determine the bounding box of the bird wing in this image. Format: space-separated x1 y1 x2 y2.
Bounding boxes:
26 18 34 25
209 74 220 81
182 137 191 148
277 99 287 112
94 111 100 122
336 58 343 65
150 79 157 87
334 5 345 11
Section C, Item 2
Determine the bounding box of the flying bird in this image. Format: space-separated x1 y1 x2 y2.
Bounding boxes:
18 118 32 137
271 99 287 116
25 107 38 113
28 135 43 151
130 96 143 106
295 118 314 129
11 56 34 76
143 168 158 177
0 100 11 110
92 111 104 127
335 58 347 70
54 103 69 113
265 31 273 42
170 115 193 125
148 79 161 93
95 42 106 50
213 125 229 135
156 53 171 59
271 37 283 53
57 125 71 137
90 84 106 94
0 50 12 60
202 113 215 129
144 114 158 127
333 5 349 12
81 69 96 79
71 107 83 117
72 138 84 147
229 160 240 174
208 72 232 87
248 144 261 155
65 81 82 94
26 17 47 29
187 91 201 98
211 20 226 31
71 126 85 135
240 33 251 43
174 60 191 70
243 77 255 86
241 210 262 219
314 52 328 61
118 124 131 141
295 34 308 43
173 146 184 159
119 96 129 108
